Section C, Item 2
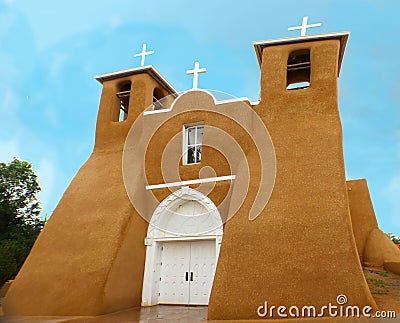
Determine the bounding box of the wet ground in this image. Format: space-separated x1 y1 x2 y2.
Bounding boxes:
1 305 399 323
1 266 400 322
0 305 206 323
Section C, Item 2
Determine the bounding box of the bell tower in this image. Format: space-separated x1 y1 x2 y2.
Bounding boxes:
3 65 177 316
255 32 349 111
208 32 378 320
94 66 177 150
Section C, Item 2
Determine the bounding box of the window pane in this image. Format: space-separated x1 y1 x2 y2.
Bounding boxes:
187 147 196 164
197 126 204 145
187 127 196 145
196 146 202 163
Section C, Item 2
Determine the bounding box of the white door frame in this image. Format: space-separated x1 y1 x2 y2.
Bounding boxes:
141 187 223 306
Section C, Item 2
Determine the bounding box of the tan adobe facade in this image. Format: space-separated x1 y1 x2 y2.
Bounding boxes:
3 31 400 320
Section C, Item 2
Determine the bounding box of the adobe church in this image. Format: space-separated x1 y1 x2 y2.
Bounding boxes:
3 20 400 320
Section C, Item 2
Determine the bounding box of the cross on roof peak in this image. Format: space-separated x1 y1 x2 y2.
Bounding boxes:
186 61 207 89
134 43 155 67
288 16 322 36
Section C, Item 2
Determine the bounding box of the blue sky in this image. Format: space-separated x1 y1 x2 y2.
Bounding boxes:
0 0 398 234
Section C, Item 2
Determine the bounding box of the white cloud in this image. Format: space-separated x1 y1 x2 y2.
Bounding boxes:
0 87 22 162
3 0 15 6
0 86 18 118
36 158 56 215
109 16 123 28
0 139 19 161
44 106 59 127
49 52 68 79
384 174 400 233
388 175 400 191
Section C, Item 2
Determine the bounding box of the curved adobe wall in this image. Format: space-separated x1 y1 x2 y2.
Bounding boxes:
3 74 160 315
208 39 377 320
3 81 273 316
347 179 400 274
4 38 385 319
346 179 378 262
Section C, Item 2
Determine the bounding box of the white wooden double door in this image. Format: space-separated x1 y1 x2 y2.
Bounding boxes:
158 240 216 305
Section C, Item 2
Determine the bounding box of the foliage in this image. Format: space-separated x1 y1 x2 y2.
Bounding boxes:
0 158 44 286
365 276 389 295
385 232 400 244
379 271 389 277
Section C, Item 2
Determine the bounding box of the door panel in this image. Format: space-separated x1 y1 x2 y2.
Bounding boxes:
158 240 216 305
189 240 216 305
158 241 190 304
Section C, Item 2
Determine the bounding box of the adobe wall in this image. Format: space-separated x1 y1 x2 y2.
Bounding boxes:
2 74 161 315
3 70 272 316
346 179 400 274
120 86 278 243
208 39 377 320
4 38 393 319
346 179 378 262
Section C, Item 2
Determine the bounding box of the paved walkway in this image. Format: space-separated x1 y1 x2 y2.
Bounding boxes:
0 305 208 323
1 306 399 323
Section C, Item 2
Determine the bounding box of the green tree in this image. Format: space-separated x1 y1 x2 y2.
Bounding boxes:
0 158 44 286
385 232 400 244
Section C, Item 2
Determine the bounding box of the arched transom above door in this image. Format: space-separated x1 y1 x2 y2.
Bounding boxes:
148 186 223 238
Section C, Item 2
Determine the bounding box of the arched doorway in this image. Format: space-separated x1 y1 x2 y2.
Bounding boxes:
141 186 223 306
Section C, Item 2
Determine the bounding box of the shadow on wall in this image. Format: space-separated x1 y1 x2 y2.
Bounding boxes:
347 179 400 275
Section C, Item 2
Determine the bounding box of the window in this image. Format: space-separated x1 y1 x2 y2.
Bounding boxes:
183 124 204 165
287 49 310 90
153 88 164 110
116 82 131 122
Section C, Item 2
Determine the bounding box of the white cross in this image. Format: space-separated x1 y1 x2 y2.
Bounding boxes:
186 62 207 89
288 16 322 36
134 43 155 66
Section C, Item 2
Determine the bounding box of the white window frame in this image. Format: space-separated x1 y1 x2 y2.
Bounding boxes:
182 122 204 165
